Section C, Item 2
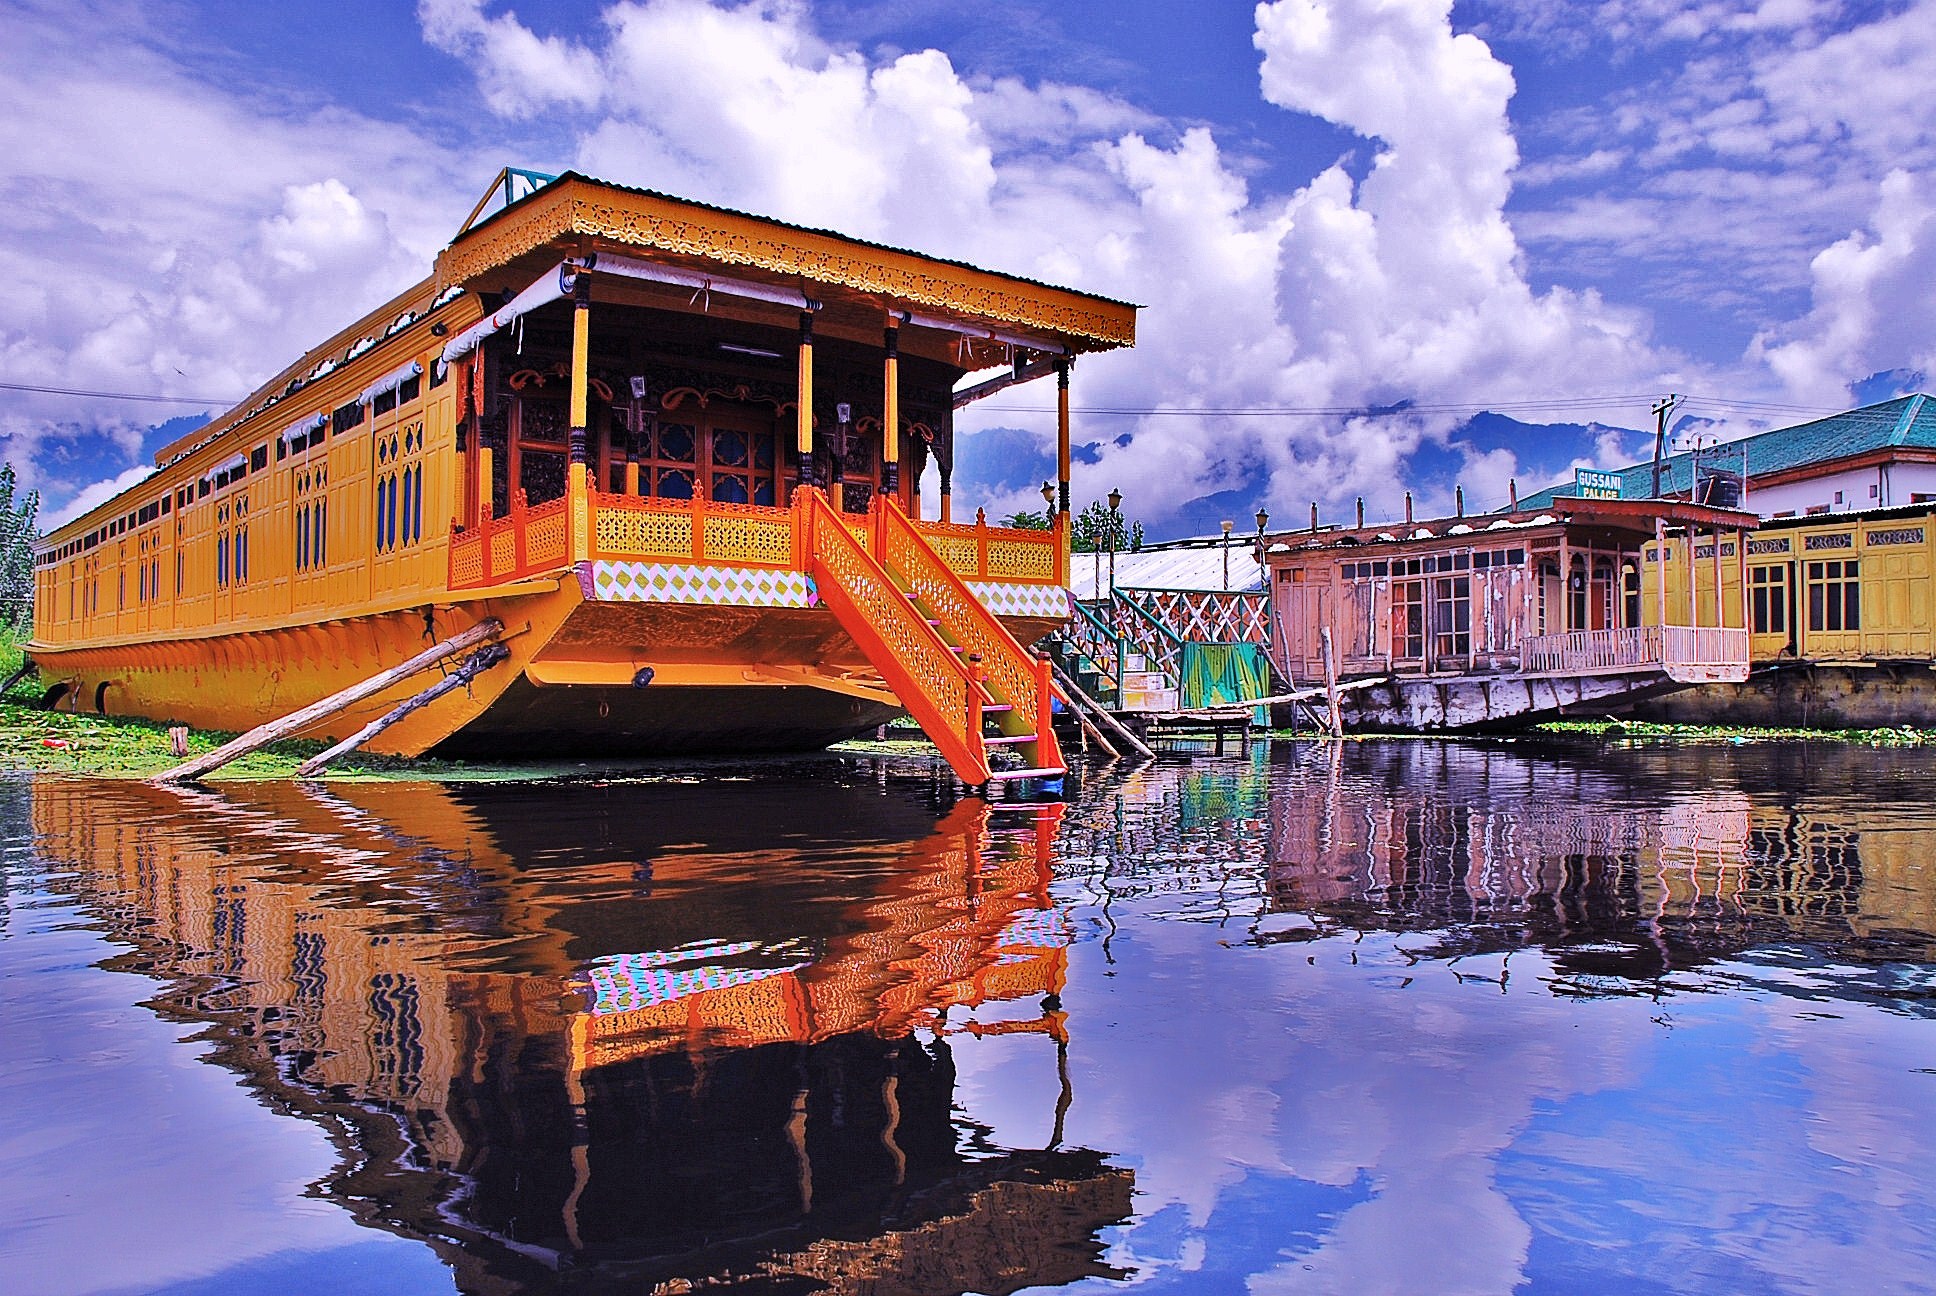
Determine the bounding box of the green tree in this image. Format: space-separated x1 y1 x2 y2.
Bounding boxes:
0 464 39 634
1000 508 1054 530
1069 498 1143 554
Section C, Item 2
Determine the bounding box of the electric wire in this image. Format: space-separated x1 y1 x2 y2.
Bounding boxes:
0 381 233 407
0 376 1855 422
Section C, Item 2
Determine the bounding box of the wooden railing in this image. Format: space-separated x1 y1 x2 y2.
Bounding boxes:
1521 625 1750 677
449 491 1067 592
888 510 1062 586
447 495 571 589
1122 588 1271 645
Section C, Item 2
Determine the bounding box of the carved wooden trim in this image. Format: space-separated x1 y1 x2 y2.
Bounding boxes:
435 183 1136 348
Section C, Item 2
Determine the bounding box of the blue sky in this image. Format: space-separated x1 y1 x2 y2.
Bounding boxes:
3 0 1933 536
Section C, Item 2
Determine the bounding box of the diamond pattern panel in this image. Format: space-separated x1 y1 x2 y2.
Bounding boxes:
966 581 1071 619
592 561 817 607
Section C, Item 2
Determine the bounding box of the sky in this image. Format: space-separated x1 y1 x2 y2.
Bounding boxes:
3 0 1934 536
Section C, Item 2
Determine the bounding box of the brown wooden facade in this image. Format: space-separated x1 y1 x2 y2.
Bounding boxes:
1264 497 1759 687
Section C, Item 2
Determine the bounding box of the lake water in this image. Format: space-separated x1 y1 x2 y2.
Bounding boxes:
2 739 1933 1295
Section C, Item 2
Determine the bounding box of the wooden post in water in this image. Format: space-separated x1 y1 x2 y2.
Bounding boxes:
151 618 504 784
1319 626 1343 738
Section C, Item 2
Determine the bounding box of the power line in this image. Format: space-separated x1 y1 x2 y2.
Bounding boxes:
980 392 1845 420
0 380 233 407
0 375 1853 422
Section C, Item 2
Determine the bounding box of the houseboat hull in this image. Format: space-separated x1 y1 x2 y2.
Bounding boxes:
29 567 1067 759
1276 670 1695 733
1632 661 1936 729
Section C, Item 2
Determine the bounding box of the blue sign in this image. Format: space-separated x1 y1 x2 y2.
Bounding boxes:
1575 468 1622 500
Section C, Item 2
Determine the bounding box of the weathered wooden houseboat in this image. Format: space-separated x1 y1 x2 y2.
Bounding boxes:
28 170 1137 784
1261 496 1756 728
1635 501 1936 727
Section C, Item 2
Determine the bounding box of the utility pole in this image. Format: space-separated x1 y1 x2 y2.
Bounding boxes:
1650 394 1683 499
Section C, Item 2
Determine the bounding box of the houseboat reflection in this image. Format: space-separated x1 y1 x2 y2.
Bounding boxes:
28 774 1129 1294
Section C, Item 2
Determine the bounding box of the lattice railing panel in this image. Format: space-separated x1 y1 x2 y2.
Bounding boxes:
703 512 792 565
1103 594 1184 681
526 501 569 568
594 497 694 557
1127 589 1270 645
986 537 1058 583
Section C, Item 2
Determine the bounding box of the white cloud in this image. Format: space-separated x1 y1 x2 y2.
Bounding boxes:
419 0 1685 525
1752 169 1936 402
0 0 468 510
418 0 604 117
41 464 156 531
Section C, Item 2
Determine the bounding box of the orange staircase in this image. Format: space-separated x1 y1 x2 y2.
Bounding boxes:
796 489 1065 790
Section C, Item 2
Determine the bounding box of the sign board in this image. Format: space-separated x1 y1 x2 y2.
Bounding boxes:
1575 468 1622 500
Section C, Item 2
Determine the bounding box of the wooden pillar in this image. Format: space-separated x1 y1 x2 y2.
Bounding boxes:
882 317 901 504
1736 524 1749 632
1057 359 1072 586
1654 518 1667 628
1558 534 1571 633
1713 522 1724 629
1688 526 1701 628
568 271 592 561
796 310 817 494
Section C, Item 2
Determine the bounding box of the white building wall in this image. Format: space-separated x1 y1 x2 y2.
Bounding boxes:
1748 463 1936 518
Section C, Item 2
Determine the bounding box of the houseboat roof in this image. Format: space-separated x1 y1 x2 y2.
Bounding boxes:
1520 393 1936 509
151 168 1140 477
1265 496 1759 558
1068 539 1268 599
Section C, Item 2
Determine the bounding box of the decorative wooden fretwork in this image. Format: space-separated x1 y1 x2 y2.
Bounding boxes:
703 510 792 565
435 182 1136 348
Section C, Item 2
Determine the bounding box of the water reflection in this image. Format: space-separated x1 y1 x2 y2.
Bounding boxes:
22 773 1131 1295
7 739 1936 1295
1060 740 1936 986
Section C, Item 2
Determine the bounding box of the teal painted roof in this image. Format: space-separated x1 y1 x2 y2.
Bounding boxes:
1518 394 1935 510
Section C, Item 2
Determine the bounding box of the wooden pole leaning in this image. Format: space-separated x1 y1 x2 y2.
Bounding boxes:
151 618 504 784
296 643 510 777
1047 658 1153 761
1319 626 1344 737
1052 680 1120 760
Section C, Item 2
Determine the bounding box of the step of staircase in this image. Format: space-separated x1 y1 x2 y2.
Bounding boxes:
986 766 1066 782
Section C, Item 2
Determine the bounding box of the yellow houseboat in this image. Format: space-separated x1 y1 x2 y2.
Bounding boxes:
28 170 1136 784
1638 501 1936 726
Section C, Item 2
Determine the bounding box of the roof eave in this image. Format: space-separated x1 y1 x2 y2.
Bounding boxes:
433 172 1137 352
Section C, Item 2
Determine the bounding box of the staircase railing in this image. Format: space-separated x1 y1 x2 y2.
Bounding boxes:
1107 591 1186 682
1067 599 1125 692
876 499 1062 774
797 489 990 785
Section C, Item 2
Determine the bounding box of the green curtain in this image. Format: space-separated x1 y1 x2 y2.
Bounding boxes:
1178 642 1272 721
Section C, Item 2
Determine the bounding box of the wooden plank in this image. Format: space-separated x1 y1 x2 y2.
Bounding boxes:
1048 658 1155 761
1320 626 1343 737
150 618 504 784
296 644 510 777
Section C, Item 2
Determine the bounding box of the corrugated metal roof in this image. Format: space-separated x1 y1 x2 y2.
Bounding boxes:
1520 394 1933 510
1068 536 1267 599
